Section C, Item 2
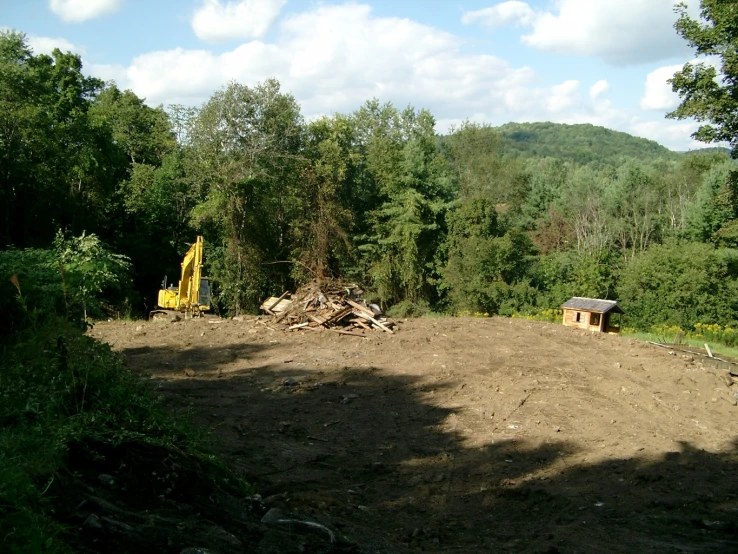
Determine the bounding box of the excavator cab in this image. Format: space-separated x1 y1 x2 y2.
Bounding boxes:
150 236 212 319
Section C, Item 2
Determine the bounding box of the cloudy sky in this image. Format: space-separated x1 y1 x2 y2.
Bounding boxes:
1 0 710 151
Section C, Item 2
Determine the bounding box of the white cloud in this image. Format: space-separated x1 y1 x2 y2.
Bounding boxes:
90 2 706 151
465 0 697 65
641 56 722 112
589 80 610 101
191 0 287 42
462 1 535 28
547 80 581 112
522 0 694 65
1 28 86 56
641 65 682 111
629 119 704 151
27 35 85 56
49 0 124 23
93 3 544 113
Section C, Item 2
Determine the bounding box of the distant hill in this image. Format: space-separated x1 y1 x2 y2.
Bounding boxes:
496 122 681 167
682 146 732 156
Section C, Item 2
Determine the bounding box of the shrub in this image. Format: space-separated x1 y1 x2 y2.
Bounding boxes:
616 241 738 331
0 248 245 553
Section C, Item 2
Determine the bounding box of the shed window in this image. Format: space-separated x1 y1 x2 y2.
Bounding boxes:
575 312 581 322
590 313 601 326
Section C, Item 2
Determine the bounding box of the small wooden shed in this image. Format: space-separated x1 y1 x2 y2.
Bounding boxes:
560 297 623 334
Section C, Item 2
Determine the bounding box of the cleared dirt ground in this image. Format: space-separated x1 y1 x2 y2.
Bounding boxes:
92 316 738 553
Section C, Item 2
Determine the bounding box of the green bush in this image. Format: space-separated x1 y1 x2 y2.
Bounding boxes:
0 241 245 553
0 232 131 334
616 241 738 330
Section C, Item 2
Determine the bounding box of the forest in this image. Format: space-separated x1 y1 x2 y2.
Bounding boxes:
2 28 737 339
3 2 738 550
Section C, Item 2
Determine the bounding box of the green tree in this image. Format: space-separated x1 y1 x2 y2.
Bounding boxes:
0 30 111 247
443 122 507 200
561 168 612 259
669 1 738 154
294 116 356 279
606 162 661 259
686 161 735 241
0 232 131 331
529 250 614 309
352 102 451 307
89 85 174 166
442 195 535 315
53 231 132 322
517 157 571 229
669 0 738 246
617 240 738 330
187 79 304 313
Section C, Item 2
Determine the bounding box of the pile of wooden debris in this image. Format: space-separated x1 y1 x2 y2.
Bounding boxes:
259 280 395 335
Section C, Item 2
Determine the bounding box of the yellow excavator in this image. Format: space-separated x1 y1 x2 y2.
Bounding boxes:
150 236 212 319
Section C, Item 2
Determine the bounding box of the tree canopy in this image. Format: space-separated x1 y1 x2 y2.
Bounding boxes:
2 26 738 335
669 0 738 156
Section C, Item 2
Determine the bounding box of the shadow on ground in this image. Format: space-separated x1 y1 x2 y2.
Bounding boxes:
100 341 738 553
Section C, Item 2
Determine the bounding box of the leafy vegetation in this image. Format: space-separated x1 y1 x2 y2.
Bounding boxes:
497 122 681 168
669 0 738 155
0 239 247 552
2 25 737 330
4 5 738 545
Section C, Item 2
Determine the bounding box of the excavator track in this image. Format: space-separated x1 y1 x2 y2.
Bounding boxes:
149 308 205 321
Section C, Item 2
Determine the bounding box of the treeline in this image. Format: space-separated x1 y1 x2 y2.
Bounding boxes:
2 30 738 334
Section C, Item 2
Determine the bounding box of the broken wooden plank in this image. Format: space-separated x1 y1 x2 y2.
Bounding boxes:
322 306 353 326
255 320 277 332
353 319 371 330
288 322 310 330
274 309 292 323
260 297 293 314
330 329 367 337
266 291 290 312
648 341 736 365
345 298 374 318
351 309 394 334
307 313 328 325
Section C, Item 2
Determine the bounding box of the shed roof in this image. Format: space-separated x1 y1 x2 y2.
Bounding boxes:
560 297 623 314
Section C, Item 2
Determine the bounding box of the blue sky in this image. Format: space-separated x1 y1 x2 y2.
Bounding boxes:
1 0 707 150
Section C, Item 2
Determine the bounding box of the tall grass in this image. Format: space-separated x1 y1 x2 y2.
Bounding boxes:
622 326 738 359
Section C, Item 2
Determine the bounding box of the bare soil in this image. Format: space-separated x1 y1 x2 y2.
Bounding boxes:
90 316 738 553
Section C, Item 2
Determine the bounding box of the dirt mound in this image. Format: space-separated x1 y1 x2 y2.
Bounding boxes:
91 316 738 553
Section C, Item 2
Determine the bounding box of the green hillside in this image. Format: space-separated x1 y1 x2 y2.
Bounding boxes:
497 122 681 167
683 146 732 156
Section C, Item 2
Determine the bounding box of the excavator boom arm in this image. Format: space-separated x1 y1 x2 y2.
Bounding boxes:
177 236 203 309
154 236 210 316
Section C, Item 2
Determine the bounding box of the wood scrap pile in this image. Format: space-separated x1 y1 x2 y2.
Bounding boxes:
259 280 395 335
